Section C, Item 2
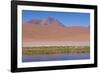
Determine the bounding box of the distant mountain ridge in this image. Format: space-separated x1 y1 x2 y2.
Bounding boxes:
24 17 65 27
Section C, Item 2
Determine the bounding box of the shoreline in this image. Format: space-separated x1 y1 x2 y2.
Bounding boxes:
23 41 90 47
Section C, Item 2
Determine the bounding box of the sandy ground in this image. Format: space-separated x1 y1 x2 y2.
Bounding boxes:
23 41 90 47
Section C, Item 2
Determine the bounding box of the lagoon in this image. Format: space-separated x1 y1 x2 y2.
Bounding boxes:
22 53 90 62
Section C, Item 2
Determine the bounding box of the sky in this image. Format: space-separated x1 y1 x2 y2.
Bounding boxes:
22 10 90 27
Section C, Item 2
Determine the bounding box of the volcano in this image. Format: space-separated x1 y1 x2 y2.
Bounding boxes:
22 17 90 47
24 17 64 27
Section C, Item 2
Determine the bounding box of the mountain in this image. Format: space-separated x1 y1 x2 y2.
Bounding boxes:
22 17 90 47
24 17 64 27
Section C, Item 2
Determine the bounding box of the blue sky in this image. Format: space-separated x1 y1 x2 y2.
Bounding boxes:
22 10 90 27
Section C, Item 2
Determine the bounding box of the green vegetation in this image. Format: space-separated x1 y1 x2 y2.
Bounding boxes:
22 46 90 55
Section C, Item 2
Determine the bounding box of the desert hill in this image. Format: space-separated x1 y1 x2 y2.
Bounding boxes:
22 17 90 47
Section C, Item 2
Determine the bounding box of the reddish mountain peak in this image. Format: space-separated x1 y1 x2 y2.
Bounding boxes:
24 17 65 27
40 16 57 26
46 16 55 21
40 16 65 27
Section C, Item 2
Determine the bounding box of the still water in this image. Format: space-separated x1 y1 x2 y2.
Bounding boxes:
22 53 90 62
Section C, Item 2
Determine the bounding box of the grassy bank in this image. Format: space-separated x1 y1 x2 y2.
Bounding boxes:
22 46 90 55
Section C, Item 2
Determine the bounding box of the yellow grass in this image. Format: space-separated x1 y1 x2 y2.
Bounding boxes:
22 46 90 55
